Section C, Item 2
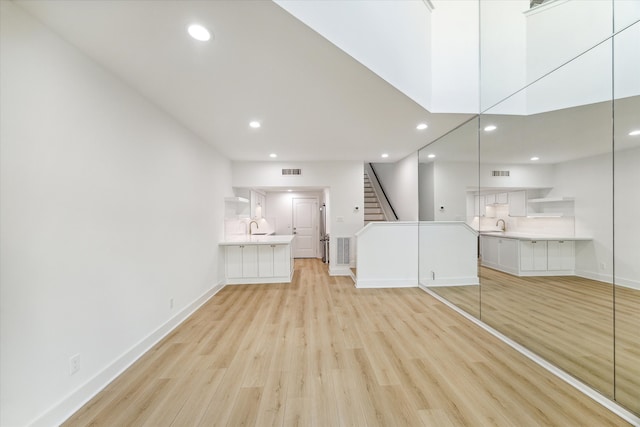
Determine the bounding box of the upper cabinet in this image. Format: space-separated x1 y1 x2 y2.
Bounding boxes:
508 190 527 217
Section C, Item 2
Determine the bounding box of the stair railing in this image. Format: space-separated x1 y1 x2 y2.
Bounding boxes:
365 163 399 221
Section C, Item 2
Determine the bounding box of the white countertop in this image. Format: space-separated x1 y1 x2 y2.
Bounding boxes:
219 234 295 246
479 231 592 241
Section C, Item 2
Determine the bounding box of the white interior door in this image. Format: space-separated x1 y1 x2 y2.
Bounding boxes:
293 198 317 258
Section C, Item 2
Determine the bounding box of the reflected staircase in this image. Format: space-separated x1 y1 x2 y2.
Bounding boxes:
364 172 386 224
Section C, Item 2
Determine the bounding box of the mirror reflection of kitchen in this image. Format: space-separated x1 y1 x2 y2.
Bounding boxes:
418 3 639 416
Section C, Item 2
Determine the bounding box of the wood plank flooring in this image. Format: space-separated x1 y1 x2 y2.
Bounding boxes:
64 259 631 426
432 266 639 416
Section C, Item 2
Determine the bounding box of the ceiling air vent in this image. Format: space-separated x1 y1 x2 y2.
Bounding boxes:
491 170 510 177
282 168 302 176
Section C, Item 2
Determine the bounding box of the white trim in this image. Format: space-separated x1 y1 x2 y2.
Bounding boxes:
225 275 292 285
329 265 352 276
420 276 479 287
355 279 418 289
419 285 640 427
614 277 640 291
31 281 227 427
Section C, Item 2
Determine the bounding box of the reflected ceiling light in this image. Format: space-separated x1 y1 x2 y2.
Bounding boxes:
428 154 436 159
187 24 211 41
530 156 540 161
287 189 292 192
416 123 428 130
629 129 640 136
484 125 497 132
381 153 389 158
269 153 277 158
249 121 261 128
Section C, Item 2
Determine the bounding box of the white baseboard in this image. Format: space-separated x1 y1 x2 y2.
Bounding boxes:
355 278 418 288
329 265 352 276
576 270 640 290
614 276 640 290
419 276 479 287
31 281 226 427
419 285 640 426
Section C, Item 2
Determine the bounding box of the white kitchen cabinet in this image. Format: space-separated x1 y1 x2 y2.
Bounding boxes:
258 245 274 277
258 244 291 278
481 236 499 265
474 195 487 217
499 238 519 273
223 238 293 284
508 190 527 217
547 240 575 271
250 190 266 219
520 240 548 271
226 245 258 278
273 244 291 277
481 236 518 274
496 192 508 204
485 194 496 205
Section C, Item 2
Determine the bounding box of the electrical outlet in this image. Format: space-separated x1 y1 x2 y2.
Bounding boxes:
69 354 80 376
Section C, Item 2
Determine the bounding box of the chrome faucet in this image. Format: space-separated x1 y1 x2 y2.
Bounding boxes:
496 219 506 231
249 220 259 235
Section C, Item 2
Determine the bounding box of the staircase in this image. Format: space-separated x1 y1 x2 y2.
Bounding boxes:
364 172 386 224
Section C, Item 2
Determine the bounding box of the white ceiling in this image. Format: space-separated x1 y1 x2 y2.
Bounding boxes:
15 0 472 163
419 96 640 165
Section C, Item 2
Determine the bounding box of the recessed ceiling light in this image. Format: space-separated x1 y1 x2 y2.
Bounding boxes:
484 125 497 132
416 123 428 130
381 153 389 158
530 156 540 161
428 154 436 159
249 121 261 128
629 129 640 136
187 24 211 41
269 153 277 158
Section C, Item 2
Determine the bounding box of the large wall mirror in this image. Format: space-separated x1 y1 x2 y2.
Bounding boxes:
613 17 640 415
417 0 639 416
418 118 480 318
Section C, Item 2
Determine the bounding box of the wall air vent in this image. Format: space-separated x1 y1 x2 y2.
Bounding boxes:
336 237 350 265
491 170 510 177
282 168 302 176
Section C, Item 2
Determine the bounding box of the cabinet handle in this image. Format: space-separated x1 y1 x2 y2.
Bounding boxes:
271 245 275 248
559 240 564 243
532 241 537 244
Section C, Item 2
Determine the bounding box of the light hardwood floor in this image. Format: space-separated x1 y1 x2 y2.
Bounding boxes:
433 266 640 417
64 259 630 426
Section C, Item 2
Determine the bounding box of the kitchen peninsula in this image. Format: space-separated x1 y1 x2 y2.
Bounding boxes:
220 235 295 284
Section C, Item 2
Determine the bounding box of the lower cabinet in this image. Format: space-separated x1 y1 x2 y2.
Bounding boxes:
226 244 292 284
226 245 258 278
481 236 576 276
520 240 547 271
480 236 518 275
547 240 575 271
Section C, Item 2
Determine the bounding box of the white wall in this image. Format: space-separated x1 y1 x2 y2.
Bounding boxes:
480 0 528 113
231 161 363 275
419 162 435 221
372 153 419 221
613 147 640 289
550 149 640 287
431 0 479 113
274 0 433 111
0 3 232 426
